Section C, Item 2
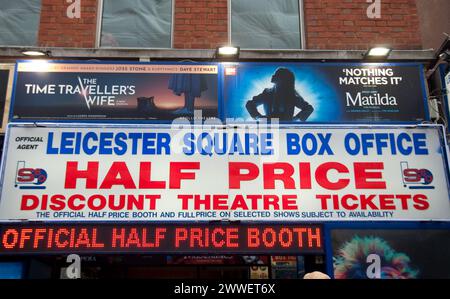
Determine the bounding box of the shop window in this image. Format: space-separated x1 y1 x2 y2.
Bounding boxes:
100 0 172 48
230 0 302 49
0 0 41 46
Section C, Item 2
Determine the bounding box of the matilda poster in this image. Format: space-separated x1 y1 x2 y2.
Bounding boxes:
222 62 428 123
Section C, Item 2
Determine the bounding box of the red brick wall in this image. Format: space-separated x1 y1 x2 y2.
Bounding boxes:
34 0 422 50
173 0 228 49
304 0 422 50
38 0 98 48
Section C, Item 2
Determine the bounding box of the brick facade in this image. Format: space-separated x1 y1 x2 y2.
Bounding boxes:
35 0 422 50
304 0 422 50
38 0 98 48
173 0 228 49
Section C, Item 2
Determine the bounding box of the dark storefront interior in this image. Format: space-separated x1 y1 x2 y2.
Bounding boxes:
1 254 326 279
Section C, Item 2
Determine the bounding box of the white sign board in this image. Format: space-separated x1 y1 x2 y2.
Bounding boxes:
0 124 449 221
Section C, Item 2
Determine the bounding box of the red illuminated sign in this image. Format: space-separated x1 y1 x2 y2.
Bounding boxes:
0 224 323 254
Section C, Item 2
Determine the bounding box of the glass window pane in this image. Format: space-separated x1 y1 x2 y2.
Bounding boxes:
231 0 301 49
101 0 172 48
0 0 41 46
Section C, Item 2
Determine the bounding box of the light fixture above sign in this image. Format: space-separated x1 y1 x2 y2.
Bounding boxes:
365 47 392 59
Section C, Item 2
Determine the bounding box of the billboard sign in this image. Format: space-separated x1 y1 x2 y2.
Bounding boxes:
0 223 323 254
222 63 428 123
0 124 449 221
11 61 219 122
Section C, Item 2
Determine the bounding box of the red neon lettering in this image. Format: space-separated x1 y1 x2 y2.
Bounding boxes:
141 228 154 248
247 228 260 248
47 229 53 248
70 228 76 247
75 228 91 248
91 228 105 248
227 228 239 248
262 228 276 248
293 228 307 247
155 228 166 247
112 228 125 248
55 229 69 248
279 228 293 248
204 228 209 247
175 228 188 247
19 229 32 249
33 229 46 248
2 229 19 249
126 228 141 248
212 228 225 247
190 228 203 247
308 228 322 248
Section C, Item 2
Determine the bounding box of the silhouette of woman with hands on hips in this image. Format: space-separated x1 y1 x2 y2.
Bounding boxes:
246 68 313 121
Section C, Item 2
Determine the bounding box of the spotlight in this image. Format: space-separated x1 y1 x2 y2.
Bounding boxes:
439 50 450 62
216 46 240 60
21 49 50 57
364 47 392 59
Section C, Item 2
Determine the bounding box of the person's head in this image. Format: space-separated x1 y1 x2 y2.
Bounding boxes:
303 271 331 279
271 68 295 90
